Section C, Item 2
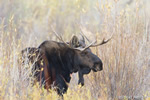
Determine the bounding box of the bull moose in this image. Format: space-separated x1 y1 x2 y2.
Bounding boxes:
20 34 112 96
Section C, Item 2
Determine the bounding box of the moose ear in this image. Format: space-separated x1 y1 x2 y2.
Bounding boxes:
69 35 80 48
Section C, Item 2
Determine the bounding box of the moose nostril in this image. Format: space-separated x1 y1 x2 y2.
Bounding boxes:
100 64 103 70
100 61 103 70
94 61 103 71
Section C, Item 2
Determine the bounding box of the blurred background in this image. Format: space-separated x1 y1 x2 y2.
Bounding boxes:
0 0 150 99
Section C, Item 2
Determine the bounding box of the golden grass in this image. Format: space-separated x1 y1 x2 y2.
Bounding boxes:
0 0 150 100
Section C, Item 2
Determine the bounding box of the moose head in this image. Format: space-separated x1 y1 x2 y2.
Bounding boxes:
52 30 112 86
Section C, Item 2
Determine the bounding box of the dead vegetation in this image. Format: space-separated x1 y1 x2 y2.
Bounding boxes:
0 0 150 99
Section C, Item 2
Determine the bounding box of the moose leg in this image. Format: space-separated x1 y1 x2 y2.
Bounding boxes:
55 75 68 96
78 68 91 86
78 70 84 86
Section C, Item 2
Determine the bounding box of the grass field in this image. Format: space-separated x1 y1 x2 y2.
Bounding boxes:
0 0 150 100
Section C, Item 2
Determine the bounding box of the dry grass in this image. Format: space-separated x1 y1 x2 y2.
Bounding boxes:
0 0 150 100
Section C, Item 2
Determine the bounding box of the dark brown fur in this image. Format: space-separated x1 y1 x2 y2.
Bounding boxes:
21 37 103 95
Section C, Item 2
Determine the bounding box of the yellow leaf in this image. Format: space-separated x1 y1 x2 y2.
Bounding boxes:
41 67 44 71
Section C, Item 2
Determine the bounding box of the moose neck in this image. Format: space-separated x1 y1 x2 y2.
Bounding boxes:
57 47 78 73
38 41 79 82
54 47 79 83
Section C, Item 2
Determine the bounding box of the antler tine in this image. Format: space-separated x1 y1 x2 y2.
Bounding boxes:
79 27 91 43
79 32 91 43
51 26 69 47
74 34 113 51
90 34 113 47
76 22 92 43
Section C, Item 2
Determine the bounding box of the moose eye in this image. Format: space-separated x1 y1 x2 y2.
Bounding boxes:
81 51 88 55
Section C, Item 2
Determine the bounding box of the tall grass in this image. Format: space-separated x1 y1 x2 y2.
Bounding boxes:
0 0 150 100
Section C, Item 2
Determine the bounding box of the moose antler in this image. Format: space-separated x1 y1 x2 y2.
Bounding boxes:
79 32 91 43
81 34 113 51
51 26 82 48
79 25 91 43
51 26 70 47
74 34 112 51
74 40 96 51
89 34 113 47
51 25 112 52
78 25 113 51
